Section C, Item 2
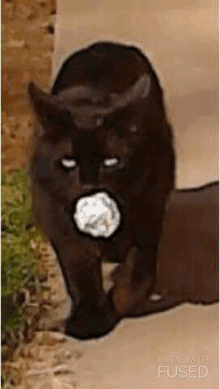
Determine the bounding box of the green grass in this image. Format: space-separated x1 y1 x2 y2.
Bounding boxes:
2 169 44 341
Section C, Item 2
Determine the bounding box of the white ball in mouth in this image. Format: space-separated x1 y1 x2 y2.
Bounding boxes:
73 192 121 238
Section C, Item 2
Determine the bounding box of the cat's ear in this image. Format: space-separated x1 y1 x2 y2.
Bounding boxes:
110 74 151 111
28 82 56 119
28 82 71 131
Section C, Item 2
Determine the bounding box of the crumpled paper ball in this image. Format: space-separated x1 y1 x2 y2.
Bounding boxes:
73 192 121 238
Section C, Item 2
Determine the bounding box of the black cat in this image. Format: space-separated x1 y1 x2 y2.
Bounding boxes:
28 42 175 339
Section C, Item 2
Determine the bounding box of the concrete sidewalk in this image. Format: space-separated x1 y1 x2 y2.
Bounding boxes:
51 2 218 388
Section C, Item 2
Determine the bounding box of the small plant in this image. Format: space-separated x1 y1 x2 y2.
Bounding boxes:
2 169 46 376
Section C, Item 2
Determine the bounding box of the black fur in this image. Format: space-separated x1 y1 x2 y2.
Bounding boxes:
28 42 175 339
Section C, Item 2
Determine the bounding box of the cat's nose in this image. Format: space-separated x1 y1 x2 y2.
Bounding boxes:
79 164 99 188
82 184 97 192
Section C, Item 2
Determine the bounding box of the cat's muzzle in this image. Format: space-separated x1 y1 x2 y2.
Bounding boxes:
73 192 121 238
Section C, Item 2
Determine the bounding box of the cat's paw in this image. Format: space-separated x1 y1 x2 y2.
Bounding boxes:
108 275 154 316
65 304 120 339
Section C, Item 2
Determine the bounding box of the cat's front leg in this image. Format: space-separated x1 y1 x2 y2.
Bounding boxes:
35 195 120 338
108 193 169 316
109 246 156 316
50 236 119 339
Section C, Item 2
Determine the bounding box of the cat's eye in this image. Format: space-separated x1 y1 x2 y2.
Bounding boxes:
103 157 119 167
60 158 77 169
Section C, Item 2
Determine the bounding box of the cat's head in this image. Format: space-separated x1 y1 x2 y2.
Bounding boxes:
28 70 169 236
29 73 152 200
